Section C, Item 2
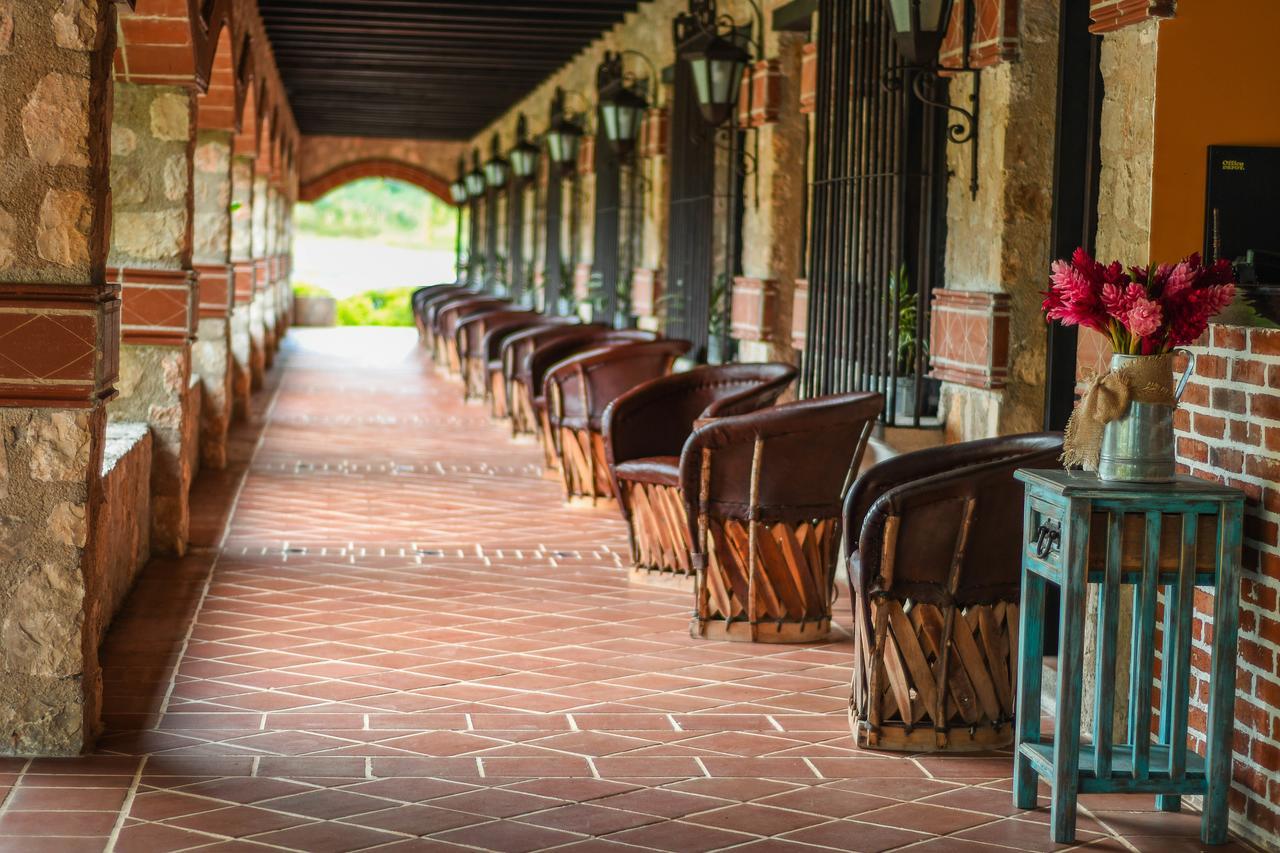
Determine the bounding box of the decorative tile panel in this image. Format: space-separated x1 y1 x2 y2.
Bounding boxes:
232 261 255 306
631 267 663 318
928 288 1010 389
791 278 808 351
730 277 777 343
194 263 233 319
254 258 269 297
940 0 1020 67
113 267 198 346
0 283 120 407
641 108 668 158
800 44 817 115
1089 0 1175 33
750 59 783 127
737 65 753 128
577 135 596 176
573 263 593 303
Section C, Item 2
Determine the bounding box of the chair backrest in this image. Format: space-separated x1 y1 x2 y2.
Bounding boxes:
421 287 479 326
482 315 570 363
603 362 798 466
546 339 693 427
433 296 507 338
501 323 595 382
456 309 537 360
680 392 884 527
524 329 658 401
845 432 1063 607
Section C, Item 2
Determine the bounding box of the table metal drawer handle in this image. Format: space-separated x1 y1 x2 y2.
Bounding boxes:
1035 520 1061 560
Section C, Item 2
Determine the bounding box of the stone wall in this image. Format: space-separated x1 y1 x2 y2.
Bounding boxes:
298 135 467 203
939 0 1059 442
92 423 151 644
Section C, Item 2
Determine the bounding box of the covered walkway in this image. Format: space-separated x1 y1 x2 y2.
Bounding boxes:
0 329 1245 852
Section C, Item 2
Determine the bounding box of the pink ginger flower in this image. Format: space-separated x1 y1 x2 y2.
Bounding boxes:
1125 297 1163 340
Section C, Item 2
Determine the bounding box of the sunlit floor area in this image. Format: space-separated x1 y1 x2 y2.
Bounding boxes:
0 328 1255 852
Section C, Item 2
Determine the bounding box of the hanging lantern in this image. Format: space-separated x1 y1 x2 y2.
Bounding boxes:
886 0 956 67
545 110 583 168
684 34 751 127
465 149 483 197
449 180 468 204
509 114 540 179
483 135 508 188
600 84 648 156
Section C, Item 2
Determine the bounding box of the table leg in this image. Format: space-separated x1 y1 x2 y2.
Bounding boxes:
1156 512 1197 813
1013 565 1045 809
1203 500 1243 845
1050 499 1089 844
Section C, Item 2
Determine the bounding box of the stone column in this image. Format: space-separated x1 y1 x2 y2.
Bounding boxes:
259 181 279 366
0 0 118 755
192 129 234 469
249 171 269 388
274 186 291 338
106 82 199 556
229 152 255 417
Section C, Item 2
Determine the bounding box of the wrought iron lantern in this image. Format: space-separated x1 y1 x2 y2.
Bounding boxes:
545 87 585 168
464 149 486 197
449 156 468 204
508 114 540 179
483 134 508 188
886 0 956 67
597 52 654 157
674 0 760 127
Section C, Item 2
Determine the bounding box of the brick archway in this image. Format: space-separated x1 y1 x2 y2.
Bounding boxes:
298 158 455 206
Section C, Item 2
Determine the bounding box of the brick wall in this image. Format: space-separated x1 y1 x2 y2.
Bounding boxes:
1176 323 1280 841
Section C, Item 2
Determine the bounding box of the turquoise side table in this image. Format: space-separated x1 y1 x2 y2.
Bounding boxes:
1013 469 1244 845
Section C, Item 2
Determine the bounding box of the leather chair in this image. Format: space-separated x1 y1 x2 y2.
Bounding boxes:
502 323 604 435
520 329 658 466
544 339 692 502
604 363 799 582
454 309 539 401
414 285 473 348
483 317 578 418
845 432 1063 752
432 296 508 372
680 392 884 643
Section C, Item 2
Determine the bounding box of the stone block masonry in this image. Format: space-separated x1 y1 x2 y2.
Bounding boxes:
1176 324 1280 842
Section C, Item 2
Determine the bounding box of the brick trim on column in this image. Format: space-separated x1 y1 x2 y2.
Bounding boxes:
799 44 817 115
730 277 777 343
631 267 663 317
940 0 1020 67
791 279 808 351
0 284 121 407
112 268 198 346
640 108 668 158
232 261 255 305
194 263 233 319
749 59 783 127
253 258 269 297
577 135 596 176
1089 0 1175 33
928 288 1010 389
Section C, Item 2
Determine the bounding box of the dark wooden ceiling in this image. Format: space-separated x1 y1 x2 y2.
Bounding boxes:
258 0 650 140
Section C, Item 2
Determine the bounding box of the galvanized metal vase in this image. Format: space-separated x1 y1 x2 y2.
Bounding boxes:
1097 350 1196 483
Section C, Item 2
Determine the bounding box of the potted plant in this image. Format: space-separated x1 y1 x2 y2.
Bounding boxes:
883 266 940 420
706 273 730 364
291 283 336 327
1043 249 1236 481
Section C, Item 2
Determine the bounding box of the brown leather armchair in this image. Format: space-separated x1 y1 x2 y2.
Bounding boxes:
412 284 466 339
544 339 692 502
454 309 538 400
417 286 476 350
432 296 508 371
501 324 602 434
604 363 798 581
844 432 1063 752
484 318 578 419
680 392 883 643
520 329 658 466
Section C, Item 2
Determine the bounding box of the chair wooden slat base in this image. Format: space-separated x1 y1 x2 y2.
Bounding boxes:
622 481 694 579
558 426 614 501
510 383 536 435
538 408 559 470
463 357 487 401
693 516 841 644
850 598 1018 751
489 370 508 419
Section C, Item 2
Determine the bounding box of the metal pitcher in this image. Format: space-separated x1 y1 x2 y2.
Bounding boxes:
1097 350 1195 483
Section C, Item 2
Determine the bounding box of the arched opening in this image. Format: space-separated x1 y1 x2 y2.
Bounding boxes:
292 176 459 325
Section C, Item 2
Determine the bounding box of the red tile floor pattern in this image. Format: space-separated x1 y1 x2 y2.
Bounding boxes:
3 328 1257 853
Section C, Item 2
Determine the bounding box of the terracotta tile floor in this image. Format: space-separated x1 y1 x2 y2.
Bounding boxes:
5 328 1257 852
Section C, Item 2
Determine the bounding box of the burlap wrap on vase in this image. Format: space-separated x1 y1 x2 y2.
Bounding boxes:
1063 353 1177 473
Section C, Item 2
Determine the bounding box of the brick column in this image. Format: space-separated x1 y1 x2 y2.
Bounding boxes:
0 0 118 755
249 171 269 387
106 82 199 557
192 130 234 469
229 153 255 415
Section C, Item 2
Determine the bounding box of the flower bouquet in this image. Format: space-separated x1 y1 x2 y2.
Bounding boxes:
1043 250 1237 480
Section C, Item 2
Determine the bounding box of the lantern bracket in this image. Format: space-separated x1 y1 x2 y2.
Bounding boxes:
882 0 981 199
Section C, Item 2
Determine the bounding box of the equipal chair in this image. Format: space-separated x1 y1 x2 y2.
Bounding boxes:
432 296 507 372
844 432 1063 752
502 324 604 434
604 363 798 582
544 339 693 503
484 318 578 418
682 392 883 643
454 309 539 400
415 285 473 348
